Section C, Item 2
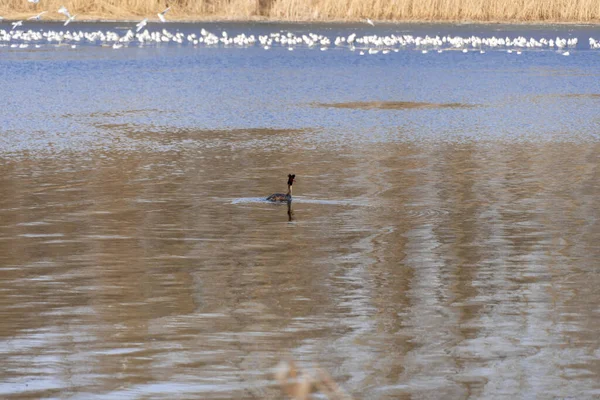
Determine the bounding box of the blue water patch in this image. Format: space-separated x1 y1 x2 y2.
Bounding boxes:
1 22 599 155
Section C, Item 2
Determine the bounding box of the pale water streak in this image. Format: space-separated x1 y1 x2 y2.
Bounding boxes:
1 22 600 400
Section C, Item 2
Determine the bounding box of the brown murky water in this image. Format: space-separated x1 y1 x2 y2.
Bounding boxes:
1 132 599 399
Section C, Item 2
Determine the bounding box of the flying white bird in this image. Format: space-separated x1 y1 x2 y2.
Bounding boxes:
58 6 76 25
136 18 148 32
157 6 170 23
364 18 374 26
58 5 70 17
28 11 47 20
11 20 23 30
64 14 76 25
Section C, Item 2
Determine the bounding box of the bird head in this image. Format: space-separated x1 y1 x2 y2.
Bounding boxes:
287 174 296 186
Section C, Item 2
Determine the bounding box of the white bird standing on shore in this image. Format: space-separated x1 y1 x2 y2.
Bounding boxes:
136 18 148 32
28 11 47 20
157 6 170 23
364 18 375 26
58 6 76 26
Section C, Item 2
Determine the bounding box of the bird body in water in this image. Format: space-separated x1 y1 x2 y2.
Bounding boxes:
267 174 295 202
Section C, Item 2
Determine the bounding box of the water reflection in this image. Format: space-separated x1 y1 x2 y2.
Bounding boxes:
1 136 599 399
288 202 294 222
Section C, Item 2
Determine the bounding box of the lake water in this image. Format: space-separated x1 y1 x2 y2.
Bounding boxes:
1 21 600 399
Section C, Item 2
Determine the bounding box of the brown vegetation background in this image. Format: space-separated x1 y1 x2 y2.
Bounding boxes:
1 0 600 23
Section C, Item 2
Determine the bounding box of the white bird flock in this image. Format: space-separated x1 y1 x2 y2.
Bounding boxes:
0 17 598 55
0 1 597 55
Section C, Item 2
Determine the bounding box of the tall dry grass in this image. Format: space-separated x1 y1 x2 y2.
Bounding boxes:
0 0 261 20
1 0 599 22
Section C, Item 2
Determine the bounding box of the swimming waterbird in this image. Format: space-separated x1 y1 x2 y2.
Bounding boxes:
267 174 296 202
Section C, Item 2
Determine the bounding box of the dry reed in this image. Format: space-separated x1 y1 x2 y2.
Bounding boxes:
1 0 600 22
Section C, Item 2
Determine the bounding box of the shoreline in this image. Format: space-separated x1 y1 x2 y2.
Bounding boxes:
1 14 600 27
